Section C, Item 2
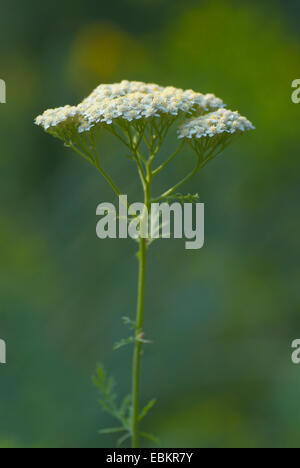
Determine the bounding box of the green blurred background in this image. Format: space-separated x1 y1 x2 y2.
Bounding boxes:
0 0 300 448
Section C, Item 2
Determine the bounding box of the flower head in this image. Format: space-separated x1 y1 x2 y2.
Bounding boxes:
35 105 79 131
178 108 255 140
35 80 225 136
77 81 224 132
34 81 254 172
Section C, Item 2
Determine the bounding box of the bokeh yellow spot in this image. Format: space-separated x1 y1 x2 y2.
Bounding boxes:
68 22 149 90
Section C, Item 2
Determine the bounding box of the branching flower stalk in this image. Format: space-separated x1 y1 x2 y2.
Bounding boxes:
35 80 254 447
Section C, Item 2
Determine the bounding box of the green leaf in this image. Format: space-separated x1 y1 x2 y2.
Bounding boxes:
93 364 116 397
98 399 115 418
120 394 132 417
106 375 116 395
93 364 120 422
122 316 136 330
93 364 105 387
93 364 110 392
136 333 153 345
139 399 157 421
140 432 160 445
113 336 135 350
165 192 199 204
117 432 131 447
99 427 126 435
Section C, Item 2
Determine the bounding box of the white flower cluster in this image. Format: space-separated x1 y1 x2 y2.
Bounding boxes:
81 80 165 103
35 80 224 133
78 80 224 132
178 108 255 140
35 105 78 131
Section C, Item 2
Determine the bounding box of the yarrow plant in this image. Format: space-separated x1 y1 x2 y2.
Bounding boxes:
35 80 254 447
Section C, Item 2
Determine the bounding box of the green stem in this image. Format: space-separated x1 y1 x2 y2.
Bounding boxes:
152 143 228 203
152 140 185 176
131 234 146 448
94 160 123 198
70 142 124 200
152 156 202 202
131 168 151 448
